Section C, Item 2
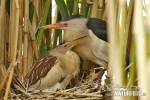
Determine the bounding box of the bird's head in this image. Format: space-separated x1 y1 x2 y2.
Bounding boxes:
39 15 88 32
40 15 107 41
63 35 87 49
51 36 87 56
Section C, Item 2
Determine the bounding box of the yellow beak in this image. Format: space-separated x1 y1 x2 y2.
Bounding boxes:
65 36 87 49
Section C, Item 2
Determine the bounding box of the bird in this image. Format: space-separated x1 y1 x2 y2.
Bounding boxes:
25 36 87 91
40 15 109 69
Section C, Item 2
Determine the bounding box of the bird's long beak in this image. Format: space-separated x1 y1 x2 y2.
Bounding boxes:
66 36 87 49
39 23 67 29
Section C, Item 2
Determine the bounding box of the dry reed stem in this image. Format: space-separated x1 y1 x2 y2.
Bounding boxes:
17 26 23 80
55 97 101 100
44 90 102 98
4 0 20 99
28 22 39 59
27 40 34 73
0 0 5 58
39 0 44 19
4 66 14 100
23 0 29 76
19 0 23 25
14 0 20 61
4 10 10 50
107 0 116 77
13 84 32 97
90 0 98 18
0 65 6 82
98 0 105 8
29 85 102 99
23 35 28 76
32 42 39 59
0 0 6 87
32 0 39 17
31 12 37 34
18 0 24 77
0 65 11 92
9 0 17 60
31 18 37 56
102 1 107 21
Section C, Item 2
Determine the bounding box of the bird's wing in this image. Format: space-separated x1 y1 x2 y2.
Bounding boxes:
91 40 109 62
26 53 57 85
91 49 108 62
86 18 107 42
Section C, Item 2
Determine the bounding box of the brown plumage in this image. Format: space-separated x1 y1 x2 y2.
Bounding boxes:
26 54 57 86
25 37 86 91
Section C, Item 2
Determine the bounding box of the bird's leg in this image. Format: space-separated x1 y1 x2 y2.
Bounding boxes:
82 59 90 71
56 75 73 90
96 67 107 80
80 59 90 79
93 63 107 82
90 66 106 81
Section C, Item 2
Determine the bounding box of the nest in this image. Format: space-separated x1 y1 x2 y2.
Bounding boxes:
4 67 109 100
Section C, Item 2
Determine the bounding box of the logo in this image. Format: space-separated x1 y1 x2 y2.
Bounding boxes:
105 84 146 96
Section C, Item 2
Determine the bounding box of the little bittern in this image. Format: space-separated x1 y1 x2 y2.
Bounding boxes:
25 36 87 91
40 15 109 68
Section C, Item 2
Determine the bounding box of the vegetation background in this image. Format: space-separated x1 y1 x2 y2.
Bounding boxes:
0 0 150 99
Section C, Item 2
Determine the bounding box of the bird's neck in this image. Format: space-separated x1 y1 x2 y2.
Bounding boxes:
64 29 88 42
61 51 80 75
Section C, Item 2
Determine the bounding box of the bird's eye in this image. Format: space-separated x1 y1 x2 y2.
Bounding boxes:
64 23 68 26
64 44 69 49
63 44 67 48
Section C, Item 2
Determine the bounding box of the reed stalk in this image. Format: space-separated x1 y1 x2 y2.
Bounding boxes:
81 0 87 17
4 0 19 99
37 0 51 55
4 66 14 100
0 0 6 88
55 0 69 18
73 0 79 14
67 0 74 15
97 0 105 19
107 0 122 99
133 0 150 99
23 0 29 76
117 0 127 85
16 0 23 80
0 65 10 93
90 0 98 18
128 40 136 100
45 9 51 50
145 1 150 98
29 22 39 59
